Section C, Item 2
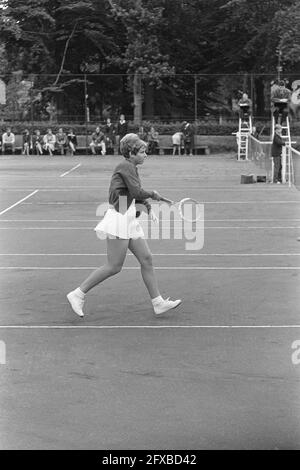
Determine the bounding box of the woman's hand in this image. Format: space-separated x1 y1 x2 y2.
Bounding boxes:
152 190 162 201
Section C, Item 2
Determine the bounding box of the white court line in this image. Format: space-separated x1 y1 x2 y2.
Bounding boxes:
0 187 296 191
0 266 299 270
0 226 298 230
0 218 299 222
0 253 298 256
0 190 39 216
21 201 300 205
0 325 299 329
59 163 81 178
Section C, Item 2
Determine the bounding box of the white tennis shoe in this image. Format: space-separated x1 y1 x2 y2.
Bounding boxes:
67 290 85 317
153 297 182 315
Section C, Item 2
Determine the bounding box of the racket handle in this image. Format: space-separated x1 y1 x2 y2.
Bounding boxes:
159 196 174 204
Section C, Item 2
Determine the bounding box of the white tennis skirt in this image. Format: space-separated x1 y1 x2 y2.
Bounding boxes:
94 201 144 240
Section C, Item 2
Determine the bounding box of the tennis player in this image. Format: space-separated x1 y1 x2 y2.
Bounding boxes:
67 133 182 317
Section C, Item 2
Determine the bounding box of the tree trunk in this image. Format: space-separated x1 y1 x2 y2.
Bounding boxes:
255 77 265 118
144 81 154 120
133 72 143 125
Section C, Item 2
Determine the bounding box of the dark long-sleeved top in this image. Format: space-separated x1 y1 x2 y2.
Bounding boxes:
67 133 78 146
108 160 154 215
116 121 128 138
271 133 285 157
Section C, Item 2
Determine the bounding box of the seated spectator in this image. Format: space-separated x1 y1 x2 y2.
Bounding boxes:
67 129 77 156
32 130 44 155
182 121 195 156
90 126 106 156
238 93 252 119
147 126 159 155
22 129 32 156
271 80 291 124
104 118 115 155
43 128 56 156
56 128 67 155
2 127 15 154
138 125 148 143
172 131 183 156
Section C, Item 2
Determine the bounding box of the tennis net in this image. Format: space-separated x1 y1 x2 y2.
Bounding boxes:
290 146 300 190
248 135 272 182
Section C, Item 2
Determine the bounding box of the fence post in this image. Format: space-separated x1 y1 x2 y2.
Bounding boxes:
84 74 88 150
194 74 198 123
250 73 254 114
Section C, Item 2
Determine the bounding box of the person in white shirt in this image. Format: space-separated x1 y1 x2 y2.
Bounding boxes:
2 127 15 154
43 128 56 156
172 131 183 156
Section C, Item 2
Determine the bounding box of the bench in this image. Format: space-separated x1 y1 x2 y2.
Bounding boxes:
2 134 210 155
1 134 100 155
158 135 210 155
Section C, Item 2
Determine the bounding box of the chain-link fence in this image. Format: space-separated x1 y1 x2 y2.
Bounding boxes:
0 72 299 131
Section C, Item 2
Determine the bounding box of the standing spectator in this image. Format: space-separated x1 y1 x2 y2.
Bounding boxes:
115 114 128 153
104 118 115 155
32 130 43 155
56 128 67 155
2 127 15 154
147 126 160 155
251 126 259 139
271 80 291 124
172 131 183 156
271 124 285 184
22 129 32 156
182 121 194 156
0 132 2 153
90 126 106 156
67 129 78 156
43 128 56 156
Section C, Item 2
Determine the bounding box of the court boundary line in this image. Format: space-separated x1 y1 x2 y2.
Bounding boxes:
0 266 299 270
0 190 39 216
20 201 300 205
59 163 81 177
0 253 299 256
0 218 299 222
0 226 298 230
0 325 299 329
1 186 297 191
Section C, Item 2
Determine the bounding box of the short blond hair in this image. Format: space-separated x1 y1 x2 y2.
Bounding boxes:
120 133 147 158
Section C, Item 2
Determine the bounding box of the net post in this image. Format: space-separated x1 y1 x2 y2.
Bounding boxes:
282 146 287 183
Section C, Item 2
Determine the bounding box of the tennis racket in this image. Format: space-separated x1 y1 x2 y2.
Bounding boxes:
159 196 202 223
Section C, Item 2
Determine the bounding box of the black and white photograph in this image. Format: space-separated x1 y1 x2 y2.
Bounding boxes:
0 0 300 453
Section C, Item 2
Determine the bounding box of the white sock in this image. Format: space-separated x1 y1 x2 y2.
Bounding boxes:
74 287 85 298
151 295 163 305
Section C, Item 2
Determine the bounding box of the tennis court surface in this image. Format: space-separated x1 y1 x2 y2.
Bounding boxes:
0 154 299 449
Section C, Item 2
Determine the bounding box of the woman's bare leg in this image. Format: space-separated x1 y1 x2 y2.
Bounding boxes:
80 237 129 293
128 237 160 299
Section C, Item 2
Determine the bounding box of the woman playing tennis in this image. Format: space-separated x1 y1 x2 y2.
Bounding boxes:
67 133 182 317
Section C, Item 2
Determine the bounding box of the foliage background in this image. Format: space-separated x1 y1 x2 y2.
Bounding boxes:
0 0 299 124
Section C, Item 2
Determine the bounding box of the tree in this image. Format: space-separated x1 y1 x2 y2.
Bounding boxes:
275 1 300 70
107 0 174 123
0 0 299 122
